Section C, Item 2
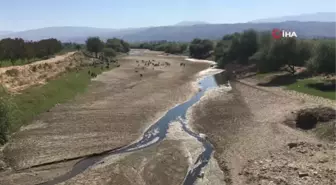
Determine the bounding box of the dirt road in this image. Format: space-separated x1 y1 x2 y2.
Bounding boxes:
0 50 214 185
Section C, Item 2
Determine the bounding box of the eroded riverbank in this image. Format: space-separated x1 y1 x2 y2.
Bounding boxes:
0 50 226 185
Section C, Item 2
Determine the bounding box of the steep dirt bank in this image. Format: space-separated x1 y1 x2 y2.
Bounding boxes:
188 80 335 185
0 51 211 184
0 52 92 92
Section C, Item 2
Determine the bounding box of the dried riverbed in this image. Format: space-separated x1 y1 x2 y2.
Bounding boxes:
0 50 227 185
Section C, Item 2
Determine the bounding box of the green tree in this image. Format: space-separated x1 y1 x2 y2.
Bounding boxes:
0 38 63 65
120 40 130 53
238 29 258 64
103 48 117 58
306 42 335 74
105 38 130 53
86 37 104 58
189 39 213 59
214 40 231 68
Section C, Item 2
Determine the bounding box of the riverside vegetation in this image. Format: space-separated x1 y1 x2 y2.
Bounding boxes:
133 30 335 100
0 36 130 144
1 30 335 144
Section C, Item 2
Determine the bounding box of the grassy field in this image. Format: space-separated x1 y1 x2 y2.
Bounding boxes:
286 78 335 100
0 64 112 143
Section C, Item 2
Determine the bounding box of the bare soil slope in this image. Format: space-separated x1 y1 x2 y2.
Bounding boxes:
0 52 91 92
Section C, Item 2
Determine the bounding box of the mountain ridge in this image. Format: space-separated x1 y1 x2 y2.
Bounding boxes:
250 12 336 23
1 12 335 43
174 21 209 26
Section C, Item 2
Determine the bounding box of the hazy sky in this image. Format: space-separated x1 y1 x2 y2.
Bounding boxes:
1 0 335 31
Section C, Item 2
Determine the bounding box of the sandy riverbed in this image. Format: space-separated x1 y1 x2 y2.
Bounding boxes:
0 50 214 185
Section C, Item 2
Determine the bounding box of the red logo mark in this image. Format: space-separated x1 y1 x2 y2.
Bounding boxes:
272 29 282 39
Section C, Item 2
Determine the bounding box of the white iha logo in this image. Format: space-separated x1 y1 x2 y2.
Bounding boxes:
272 28 298 39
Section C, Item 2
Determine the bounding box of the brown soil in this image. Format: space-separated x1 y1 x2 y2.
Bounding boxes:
0 50 211 184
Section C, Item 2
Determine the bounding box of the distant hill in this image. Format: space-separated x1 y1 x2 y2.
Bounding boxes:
0 31 13 35
0 14 335 43
250 12 336 23
120 21 335 42
174 21 209 26
0 27 146 42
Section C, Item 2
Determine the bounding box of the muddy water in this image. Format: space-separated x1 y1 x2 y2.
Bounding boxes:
39 71 229 185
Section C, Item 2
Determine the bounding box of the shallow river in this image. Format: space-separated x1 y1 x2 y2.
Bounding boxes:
39 70 229 185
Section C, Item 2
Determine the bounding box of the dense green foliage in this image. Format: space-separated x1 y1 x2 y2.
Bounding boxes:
0 38 62 66
131 40 189 54
103 47 117 58
86 37 130 58
106 38 130 53
189 39 214 59
215 29 335 75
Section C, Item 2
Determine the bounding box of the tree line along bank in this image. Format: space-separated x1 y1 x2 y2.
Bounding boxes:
131 30 335 75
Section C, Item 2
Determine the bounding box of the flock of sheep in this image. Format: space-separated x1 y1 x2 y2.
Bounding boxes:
134 59 186 78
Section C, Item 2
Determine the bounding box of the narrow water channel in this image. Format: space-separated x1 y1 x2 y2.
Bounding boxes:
39 71 229 185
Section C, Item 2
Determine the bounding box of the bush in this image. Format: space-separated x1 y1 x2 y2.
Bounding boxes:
105 38 130 53
103 48 117 58
131 41 188 54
